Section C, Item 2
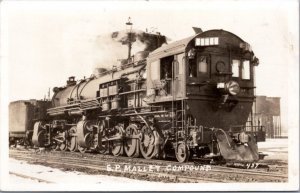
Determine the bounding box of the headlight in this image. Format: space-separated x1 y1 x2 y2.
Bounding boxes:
225 81 240 96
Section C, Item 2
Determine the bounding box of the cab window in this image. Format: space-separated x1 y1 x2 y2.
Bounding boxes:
160 56 173 79
198 56 208 73
232 59 240 77
242 60 250 80
189 53 209 77
188 48 197 77
188 59 197 77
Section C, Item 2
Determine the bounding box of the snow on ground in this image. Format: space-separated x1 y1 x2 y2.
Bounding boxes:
258 138 288 161
9 173 43 184
7 158 163 190
258 138 288 150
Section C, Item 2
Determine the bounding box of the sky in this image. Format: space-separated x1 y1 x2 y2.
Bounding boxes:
1 0 299 134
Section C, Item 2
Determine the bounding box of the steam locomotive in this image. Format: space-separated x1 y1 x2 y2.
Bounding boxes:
9 28 263 163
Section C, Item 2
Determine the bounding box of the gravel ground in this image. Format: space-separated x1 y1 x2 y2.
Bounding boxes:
4 138 289 191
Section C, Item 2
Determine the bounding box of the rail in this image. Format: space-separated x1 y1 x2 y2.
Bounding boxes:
9 148 288 183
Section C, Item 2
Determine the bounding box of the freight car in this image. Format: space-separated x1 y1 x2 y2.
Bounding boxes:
12 28 263 163
9 100 51 146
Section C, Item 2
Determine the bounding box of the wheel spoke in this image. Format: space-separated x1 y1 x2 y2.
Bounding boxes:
68 127 78 152
112 140 123 156
176 143 190 163
111 125 124 156
124 124 139 158
140 125 158 159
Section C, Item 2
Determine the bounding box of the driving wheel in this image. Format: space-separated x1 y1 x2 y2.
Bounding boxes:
176 143 190 163
124 124 140 158
111 125 124 156
139 125 157 159
67 127 78 152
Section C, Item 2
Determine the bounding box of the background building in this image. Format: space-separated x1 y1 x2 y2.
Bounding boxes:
252 96 282 138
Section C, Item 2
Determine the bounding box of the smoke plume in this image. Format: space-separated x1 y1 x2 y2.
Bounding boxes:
62 22 167 78
93 29 167 71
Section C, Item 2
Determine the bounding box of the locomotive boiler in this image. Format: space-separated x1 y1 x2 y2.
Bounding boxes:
30 28 261 163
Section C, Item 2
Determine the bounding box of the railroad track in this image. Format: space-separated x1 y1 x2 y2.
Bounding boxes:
10 148 288 183
9 148 288 171
10 153 219 183
10 150 286 178
10 147 287 168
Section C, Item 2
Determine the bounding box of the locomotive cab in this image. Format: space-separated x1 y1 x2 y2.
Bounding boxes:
147 29 259 128
146 41 187 102
146 29 261 162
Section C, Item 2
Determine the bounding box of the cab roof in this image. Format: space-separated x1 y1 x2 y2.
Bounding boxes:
148 29 248 61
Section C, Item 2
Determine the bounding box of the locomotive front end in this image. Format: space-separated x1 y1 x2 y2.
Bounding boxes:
144 29 262 162
183 30 260 162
